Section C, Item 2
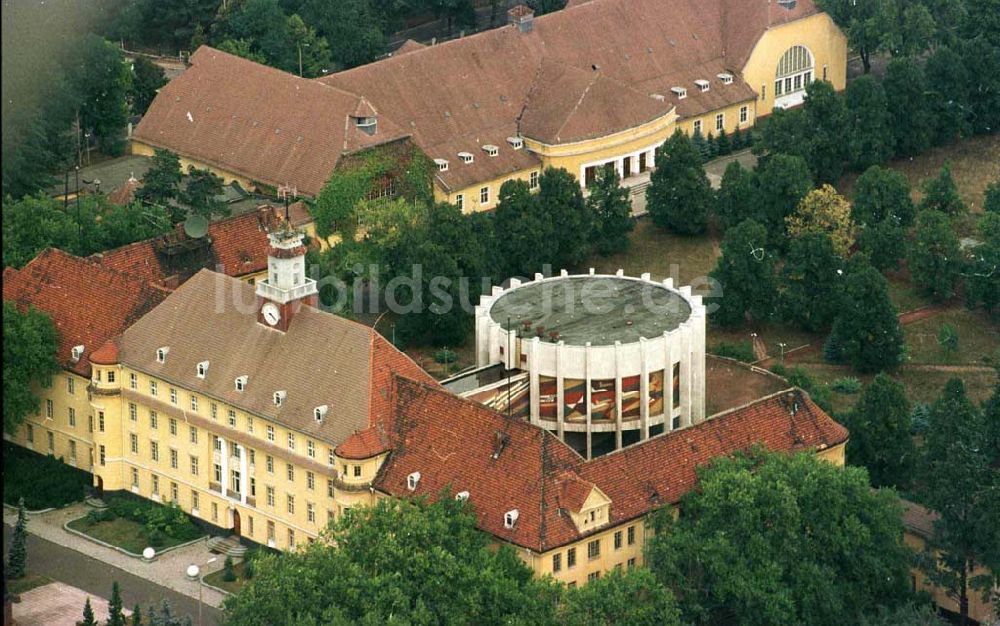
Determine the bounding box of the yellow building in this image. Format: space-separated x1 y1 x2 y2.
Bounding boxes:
132 0 846 216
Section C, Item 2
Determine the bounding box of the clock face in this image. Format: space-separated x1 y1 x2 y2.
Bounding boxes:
262 303 281 326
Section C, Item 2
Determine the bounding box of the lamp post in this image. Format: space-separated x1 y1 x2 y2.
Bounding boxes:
187 556 217 626
778 342 787 364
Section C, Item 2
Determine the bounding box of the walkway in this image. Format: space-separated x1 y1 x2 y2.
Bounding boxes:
13 581 130 626
3 504 228 615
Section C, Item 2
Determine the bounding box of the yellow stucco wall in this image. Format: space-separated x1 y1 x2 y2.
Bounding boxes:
740 12 848 114
905 532 997 624
435 167 541 214
131 141 258 193
678 99 757 138
4 372 95 472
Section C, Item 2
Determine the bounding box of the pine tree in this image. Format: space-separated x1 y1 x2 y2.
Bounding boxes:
716 128 731 156
920 163 966 215
708 219 776 326
731 125 744 151
7 498 28 579
779 232 845 332
714 161 757 231
223 555 237 582
646 130 712 235
587 166 634 256
107 581 126 626
705 132 717 159
81 597 99 626
691 128 709 162
909 209 962 302
846 374 914 489
828 255 904 373
131 605 142 626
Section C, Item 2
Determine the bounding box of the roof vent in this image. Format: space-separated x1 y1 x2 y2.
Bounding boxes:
434 158 449 172
504 509 520 529
458 151 474 164
506 136 523 150
156 346 169 363
196 361 209 378
508 4 534 33
314 405 328 422
353 116 377 136
777 0 797 8
407 471 421 491
650 93 665 102
71 345 85 363
671 86 687 99
482 144 499 157
492 431 510 460
717 72 734 85
455 491 470 502
695 79 710 92
273 390 286 406
235 375 248 391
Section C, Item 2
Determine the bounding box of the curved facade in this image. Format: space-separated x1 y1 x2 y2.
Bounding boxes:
475 270 706 458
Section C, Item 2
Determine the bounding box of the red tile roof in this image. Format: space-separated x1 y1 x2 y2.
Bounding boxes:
336 427 389 459
133 47 410 197
89 338 120 366
92 207 279 288
900 499 939 539
2 249 168 377
376 380 849 551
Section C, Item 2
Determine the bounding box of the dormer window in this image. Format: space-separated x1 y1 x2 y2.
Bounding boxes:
717 72 734 85
506 136 523 150
671 86 687 99
71 345 85 363
353 116 377 135
455 491 470 501
273 390 286 406
695 79 710 92
407 471 421 491
482 144 498 157
434 158 449 172
235 375 248 391
156 347 169 363
458 151 474 164
314 405 328 422
196 361 209 378
504 509 519 529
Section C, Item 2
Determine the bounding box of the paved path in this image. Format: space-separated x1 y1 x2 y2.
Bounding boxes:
13 581 131 626
3 503 227 617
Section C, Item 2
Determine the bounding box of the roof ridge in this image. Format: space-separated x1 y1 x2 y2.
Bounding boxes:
553 70 599 143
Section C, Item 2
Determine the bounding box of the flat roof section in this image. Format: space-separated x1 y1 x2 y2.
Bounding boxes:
489 276 691 346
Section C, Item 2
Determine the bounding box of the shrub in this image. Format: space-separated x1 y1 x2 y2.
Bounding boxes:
148 529 166 547
712 340 756 363
831 377 862 394
434 348 457 364
144 502 199 541
223 556 236 582
86 509 116 524
769 363 788 377
3 442 91 509
784 366 834 413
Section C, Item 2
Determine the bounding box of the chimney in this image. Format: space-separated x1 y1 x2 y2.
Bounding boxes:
508 4 534 33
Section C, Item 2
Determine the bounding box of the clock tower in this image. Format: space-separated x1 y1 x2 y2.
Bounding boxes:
255 221 318 332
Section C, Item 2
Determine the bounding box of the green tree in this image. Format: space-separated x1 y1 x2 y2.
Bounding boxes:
647 130 712 235
527 0 567 14
2 194 82 268
958 37 1000 135
919 378 1000 626
221 497 559 625
753 106 811 163
129 56 167 116
965 213 1000 313
909 209 962 302
852 166 916 228
300 0 386 70
779 232 845 332
107 581 126 626
69 36 131 156
495 179 549 278
919 163 966 215
802 80 850 183
937 322 960 357
182 165 227 220
587 166 634 256
845 75 894 171
708 219 776 326
785 184 855 256
858 218 907 272
559 568 682 626
714 160 757 230
845 374 914 489
6 498 28 579
137 149 183 209
286 14 332 77
213 0 294 69
427 0 477 36
538 167 592 268
216 38 268 64
131 605 142 626
925 46 972 145
82 597 98 626
828 255 904 372
883 57 934 157
891 2 937 56
223 556 237 582
3 303 60 435
753 153 814 248
646 448 913 626
816 0 896 73
859 601 948 626
148 599 192 626
985 177 1000 213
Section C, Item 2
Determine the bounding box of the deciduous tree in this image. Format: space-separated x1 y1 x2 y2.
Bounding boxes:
785 184 855 256
965 213 1000 313
708 219 776 326
852 166 916 228
559 568 682 626
753 153 813 248
909 209 962 301
920 163 966 215
802 80 850 183
647 130 712 235
925 46 972 145
3 303 60 436
828 255 904 372
69 36 131 156
129 56 167 116
587 167 634 256
883 58 934 157
538 167 592 267
845 75 894 171
845 374 914 489
646 448 913 626
779 232 845 332
714 160 757 230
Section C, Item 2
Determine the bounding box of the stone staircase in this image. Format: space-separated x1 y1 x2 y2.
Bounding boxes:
207 535 247 559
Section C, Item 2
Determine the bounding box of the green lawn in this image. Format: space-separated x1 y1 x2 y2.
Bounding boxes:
67 516 190 555
7 573 53 595
203 560 247 594
885 275 934 314
903 309 999 366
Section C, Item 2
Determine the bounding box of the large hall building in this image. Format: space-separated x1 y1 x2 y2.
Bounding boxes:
132 0 846 212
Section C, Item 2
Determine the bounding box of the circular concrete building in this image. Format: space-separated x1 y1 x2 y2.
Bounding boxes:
473 269 706 458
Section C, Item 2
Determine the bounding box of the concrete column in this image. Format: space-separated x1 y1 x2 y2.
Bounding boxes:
239 443 248 504
529 337 540 424
614 159 625 179
630 154 640 175
585 342 592 460
220 436 228 498
647 149 656 170
556 342 565 440
614 341 623 450
639 337 649 440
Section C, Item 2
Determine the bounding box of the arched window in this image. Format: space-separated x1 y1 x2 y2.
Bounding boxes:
774 45 814 98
